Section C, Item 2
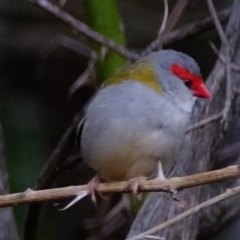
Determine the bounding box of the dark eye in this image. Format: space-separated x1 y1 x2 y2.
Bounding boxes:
184 80 192 88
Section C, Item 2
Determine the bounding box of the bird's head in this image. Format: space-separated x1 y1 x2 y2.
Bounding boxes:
150 50 211 100
170 62 211 99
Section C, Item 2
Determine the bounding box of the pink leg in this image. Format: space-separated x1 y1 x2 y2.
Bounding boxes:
88 175 101 204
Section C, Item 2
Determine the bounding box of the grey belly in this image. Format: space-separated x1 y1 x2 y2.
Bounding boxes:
81 81 187 181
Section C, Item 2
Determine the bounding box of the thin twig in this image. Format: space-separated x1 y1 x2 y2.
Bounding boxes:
68 60 96 96
186 111 223 132
28 0 139 60
206 0 232 127
158 0 190 49
158 0 169 36
142 8 230 56
28 0 231 60
164 0 189 33
210 42 240 72
157 0 169 49
55 35 98 60
222 47 232 125
0 165 240 208
187 2 233 133
58 0 68 7
206 0 228 45
126 185 240 240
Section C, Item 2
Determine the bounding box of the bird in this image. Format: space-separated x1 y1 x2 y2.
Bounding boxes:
63 49 211 209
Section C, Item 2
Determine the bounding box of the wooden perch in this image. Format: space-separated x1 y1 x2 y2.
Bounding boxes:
0 165 240 208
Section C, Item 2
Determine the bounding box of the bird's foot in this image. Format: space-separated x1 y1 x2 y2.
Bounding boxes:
88 175 103 204
127 176 147 196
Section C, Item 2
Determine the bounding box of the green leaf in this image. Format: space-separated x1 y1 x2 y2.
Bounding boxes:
84 0 127 82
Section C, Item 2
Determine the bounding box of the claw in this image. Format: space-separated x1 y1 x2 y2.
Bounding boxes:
156 161 185 207
88 176 101 204
59 190 88 211
59 175 102 211
128 176 147 195
171 189 186 208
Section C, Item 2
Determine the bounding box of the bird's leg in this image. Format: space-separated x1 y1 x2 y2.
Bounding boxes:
156 161 185 207
127 161 165 196
156 161 166 180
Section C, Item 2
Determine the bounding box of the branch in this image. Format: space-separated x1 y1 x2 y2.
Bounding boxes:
157 0 169 49
28 0 230 60
142 8 230 56
206 0 228 45
210 42 240 72
187 0 235 132
206 0 232 127
28 0 139 60
157 0 189 49
126 185 240 240
164 0 189 33
186 111 223 132
0 165 240 208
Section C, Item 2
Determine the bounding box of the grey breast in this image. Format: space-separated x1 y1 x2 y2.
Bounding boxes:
81 81 190 180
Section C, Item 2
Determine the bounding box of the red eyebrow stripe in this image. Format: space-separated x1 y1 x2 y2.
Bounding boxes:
170 63 203 89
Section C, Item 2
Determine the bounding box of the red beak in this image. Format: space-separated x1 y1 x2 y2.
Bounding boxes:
194 83 212 99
